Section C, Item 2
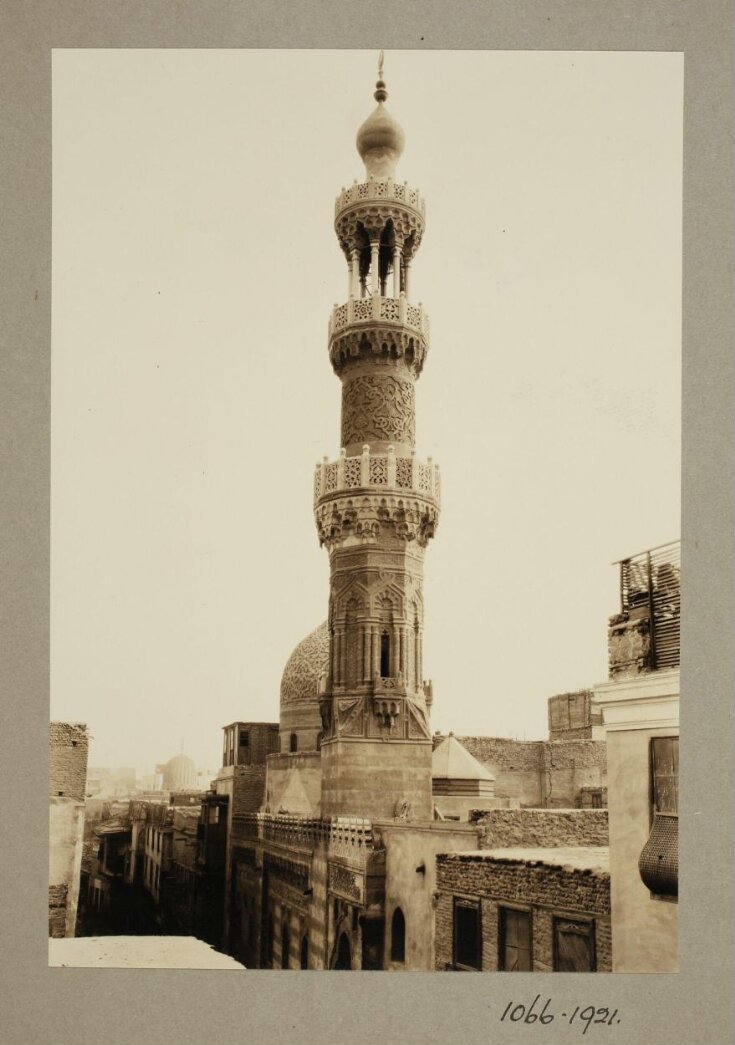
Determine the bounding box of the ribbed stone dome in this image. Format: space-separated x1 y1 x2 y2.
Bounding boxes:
162 753 198 791
279 621 329 710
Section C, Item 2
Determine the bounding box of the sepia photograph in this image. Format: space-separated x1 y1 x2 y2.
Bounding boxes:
48 47 683 976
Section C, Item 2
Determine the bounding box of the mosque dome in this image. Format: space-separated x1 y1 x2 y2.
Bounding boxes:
162 752 198 792
279 621 330 710
356 74 405 178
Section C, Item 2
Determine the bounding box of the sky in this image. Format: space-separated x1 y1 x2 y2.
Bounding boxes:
51 49 682 776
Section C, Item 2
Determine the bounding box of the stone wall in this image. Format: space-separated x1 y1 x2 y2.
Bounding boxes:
231 766 268 816
435 853 611 973
438 735 607 809
265 752 322 817
470 808 608 849
50 722 89 801
49 723 89 937
380 821 479 971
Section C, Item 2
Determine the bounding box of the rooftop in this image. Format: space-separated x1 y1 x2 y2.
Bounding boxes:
49 936 246 970
432 734 495 781
439 846 610 876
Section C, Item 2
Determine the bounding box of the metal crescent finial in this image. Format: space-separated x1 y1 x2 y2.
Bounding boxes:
374 50 388 102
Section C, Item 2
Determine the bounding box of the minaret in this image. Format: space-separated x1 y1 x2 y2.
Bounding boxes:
314 57 440 820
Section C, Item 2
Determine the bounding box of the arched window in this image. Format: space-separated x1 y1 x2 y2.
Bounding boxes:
281 917 291 970
300 935 308 970
380 631 391 677
289 733 298 753
391 907 406 963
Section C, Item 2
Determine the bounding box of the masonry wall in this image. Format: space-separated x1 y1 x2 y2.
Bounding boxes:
380 821 479 971
50 723 89 801
470 808 608 849
320 739 433 820
265 752 322 817
231 766 268 816
435 855 611 973
49 723 89 937
605 728 678 972
445 736 607 808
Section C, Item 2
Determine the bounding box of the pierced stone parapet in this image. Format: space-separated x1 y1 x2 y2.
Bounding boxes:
329 295 429 339
231 812 375 854
314 446 440 507
335 178 425 220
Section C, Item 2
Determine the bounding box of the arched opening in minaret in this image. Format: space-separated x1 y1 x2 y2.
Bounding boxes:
300 935 309 969
379 221 395 296
289 733 298 753
380 631 391 678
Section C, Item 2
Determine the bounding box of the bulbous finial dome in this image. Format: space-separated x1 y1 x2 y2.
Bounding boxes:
356 52 405 178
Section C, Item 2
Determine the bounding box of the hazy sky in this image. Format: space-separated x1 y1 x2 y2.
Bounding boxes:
51 49 682 776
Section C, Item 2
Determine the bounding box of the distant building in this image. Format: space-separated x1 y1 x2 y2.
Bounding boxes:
49 722 89 937
162 753 199 792
593 539 679 972
547 690 604 741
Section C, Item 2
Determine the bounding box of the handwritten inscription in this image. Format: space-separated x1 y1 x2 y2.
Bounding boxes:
499 996 621 1034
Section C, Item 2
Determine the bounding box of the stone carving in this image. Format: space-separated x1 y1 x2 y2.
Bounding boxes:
314 492 439 550
328 862 363 903
393 799 413 820
280 622 330 707
341 374 415 448
407 700 432 739
329 325 427 378
339 701 365 737
334 202 425 261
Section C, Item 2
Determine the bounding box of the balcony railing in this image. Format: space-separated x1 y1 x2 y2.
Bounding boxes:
230 813 374 852
329 296 429 339
314 446 440 507
608 540 680 677
335 178 425 218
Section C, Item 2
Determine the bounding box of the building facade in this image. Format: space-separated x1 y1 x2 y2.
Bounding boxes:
49 722 90 937
594 539 679 972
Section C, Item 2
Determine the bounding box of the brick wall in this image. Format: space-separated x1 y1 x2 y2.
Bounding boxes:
435 854 611 973
231 766 268 815
49 722 89 800
470 809 608 848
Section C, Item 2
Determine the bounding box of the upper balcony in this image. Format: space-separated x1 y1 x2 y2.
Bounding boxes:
335 178 425 221
329 295 429 340
314 446 440 510
608 540 680 678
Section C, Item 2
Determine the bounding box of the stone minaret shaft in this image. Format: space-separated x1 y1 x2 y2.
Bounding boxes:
313 66 440 821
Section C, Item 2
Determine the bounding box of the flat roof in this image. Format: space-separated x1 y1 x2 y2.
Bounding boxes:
49 937 246 970
440 846 609 875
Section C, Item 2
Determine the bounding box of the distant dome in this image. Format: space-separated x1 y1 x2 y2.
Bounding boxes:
280 622 329 710
356 78 405 178
162 753 198 792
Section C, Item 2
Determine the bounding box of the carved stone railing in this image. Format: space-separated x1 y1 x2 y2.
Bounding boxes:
329 295 430 339
231 812 374 852
335 178 425 219
314 445 440 508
